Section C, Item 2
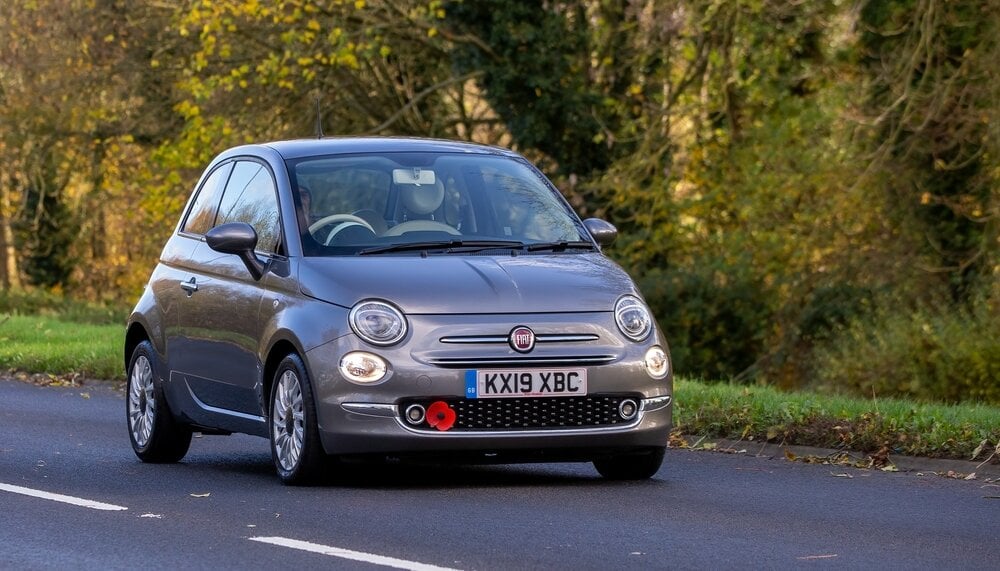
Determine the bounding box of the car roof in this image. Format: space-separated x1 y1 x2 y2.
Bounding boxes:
241 137 522 161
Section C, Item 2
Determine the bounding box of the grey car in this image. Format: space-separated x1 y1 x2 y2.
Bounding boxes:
124 137 673 484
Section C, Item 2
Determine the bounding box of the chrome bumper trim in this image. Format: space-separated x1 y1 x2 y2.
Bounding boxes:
340 402 397 418
640 395 672 412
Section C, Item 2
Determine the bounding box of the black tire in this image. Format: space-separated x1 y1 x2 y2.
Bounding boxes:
269 353 327 485
593 446 665 480
126 340 192 463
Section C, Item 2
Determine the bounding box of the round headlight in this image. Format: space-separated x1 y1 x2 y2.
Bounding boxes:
615 295 652 341
339 351 388 384
644 346 669 379
349 300 407 346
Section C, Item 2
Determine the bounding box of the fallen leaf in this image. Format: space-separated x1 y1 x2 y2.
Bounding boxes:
784 449 798 461
190 492 211 498
701 442 717 451
79 392 90 399
830 472 853 479
970 439 988 460
964 473 977 481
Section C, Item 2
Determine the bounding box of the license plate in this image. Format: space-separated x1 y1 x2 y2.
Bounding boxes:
464 368 588 399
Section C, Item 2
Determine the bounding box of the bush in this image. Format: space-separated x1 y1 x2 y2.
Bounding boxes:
811 294 1000 404
639 261 773 381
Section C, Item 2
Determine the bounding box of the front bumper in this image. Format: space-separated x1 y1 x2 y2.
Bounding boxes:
304 311 673 459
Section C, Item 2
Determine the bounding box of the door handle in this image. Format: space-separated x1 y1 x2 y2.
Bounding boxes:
180 277 198 295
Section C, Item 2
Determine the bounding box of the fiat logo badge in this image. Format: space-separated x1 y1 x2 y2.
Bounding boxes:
509 326 535 353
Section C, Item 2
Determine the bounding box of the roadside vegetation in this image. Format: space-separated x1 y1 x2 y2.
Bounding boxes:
0 291 127 380
673 379 1000 464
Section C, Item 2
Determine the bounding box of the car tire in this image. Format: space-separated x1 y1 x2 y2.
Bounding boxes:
126 340 192 463
269 353 326 485
593 446 665 480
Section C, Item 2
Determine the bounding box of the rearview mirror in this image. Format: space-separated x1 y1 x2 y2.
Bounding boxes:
205 222 266 280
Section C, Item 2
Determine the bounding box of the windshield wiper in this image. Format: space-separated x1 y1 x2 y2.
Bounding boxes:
359 240 527 255
524 240 596 252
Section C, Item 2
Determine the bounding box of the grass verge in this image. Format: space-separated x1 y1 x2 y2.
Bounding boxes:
0 315 124 381
674 378 1000 463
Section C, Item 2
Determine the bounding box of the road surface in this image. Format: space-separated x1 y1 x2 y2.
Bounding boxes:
1 379 997 570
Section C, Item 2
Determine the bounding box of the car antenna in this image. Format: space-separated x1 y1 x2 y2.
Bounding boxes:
314 94 324 139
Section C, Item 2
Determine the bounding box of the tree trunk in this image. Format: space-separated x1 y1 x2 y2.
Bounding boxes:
0 180 23 291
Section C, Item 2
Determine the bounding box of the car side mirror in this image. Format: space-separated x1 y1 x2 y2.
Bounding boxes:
583 218 617 247
205 222 266 280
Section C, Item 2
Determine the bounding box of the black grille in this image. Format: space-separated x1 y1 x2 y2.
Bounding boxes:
400 394 638 431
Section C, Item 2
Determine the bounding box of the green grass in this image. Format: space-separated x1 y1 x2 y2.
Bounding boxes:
674 378 1000 461
0 315 124 380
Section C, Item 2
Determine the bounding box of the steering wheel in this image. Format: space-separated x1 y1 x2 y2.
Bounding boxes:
308 214 376 245
383 220 460 236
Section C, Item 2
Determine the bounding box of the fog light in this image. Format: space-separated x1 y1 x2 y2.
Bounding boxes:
405 404 426 425
339 351 388 384
644 346 669 379
619 399 639 420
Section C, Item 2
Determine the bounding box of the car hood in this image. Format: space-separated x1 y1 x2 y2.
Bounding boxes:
297 253 638 314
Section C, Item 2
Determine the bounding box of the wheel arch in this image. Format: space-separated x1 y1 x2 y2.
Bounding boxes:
124 322 152 373
262 337 305 417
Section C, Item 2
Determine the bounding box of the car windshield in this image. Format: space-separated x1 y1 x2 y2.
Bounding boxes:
287 152 590 256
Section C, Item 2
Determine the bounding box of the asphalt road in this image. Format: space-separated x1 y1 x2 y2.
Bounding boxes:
2 379 997 570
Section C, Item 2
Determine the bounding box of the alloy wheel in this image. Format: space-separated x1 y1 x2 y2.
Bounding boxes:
128 355 156 448
272 369 305 472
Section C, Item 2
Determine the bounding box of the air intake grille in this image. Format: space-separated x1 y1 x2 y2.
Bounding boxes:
401 394 638 431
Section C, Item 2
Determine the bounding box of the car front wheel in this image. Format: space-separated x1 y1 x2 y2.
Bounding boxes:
593 446 665 480
269 354 326 485
126 340 192 463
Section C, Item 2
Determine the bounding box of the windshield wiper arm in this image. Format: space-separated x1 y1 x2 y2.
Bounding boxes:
524 240 596 252
359 240 527 255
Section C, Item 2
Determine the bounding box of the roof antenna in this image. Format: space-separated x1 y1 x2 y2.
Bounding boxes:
314 93 324 139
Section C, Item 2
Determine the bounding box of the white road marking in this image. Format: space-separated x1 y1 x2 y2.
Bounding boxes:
0 482 128 511
248 536 461 571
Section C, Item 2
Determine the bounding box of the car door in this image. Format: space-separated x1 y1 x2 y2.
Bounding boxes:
169 159 283 431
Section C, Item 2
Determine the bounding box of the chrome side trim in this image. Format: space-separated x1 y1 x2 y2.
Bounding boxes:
340 402 397 418
439 333 600 344
185 384 266 424
640 395 672 412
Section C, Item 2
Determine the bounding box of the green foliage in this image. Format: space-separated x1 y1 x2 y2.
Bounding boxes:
446 0 611 175
640 261 772 380
810 294 1000 405
0 314 124 380
0 289 129 325
675 378 1000 460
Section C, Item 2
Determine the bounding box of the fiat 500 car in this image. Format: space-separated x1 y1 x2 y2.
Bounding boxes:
124 137 672 484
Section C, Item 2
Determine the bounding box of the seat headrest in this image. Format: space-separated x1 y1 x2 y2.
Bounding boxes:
399 181 444 216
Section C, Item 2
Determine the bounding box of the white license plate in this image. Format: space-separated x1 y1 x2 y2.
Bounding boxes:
464 368 588 399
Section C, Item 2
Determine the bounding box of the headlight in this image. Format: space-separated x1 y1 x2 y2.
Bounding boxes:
339 351 388 384
349 300 407 346
645 346 669 379
615 295 652 341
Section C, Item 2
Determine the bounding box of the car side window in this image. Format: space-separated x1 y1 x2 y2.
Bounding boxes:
216 160 281 253
181 163 233 235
